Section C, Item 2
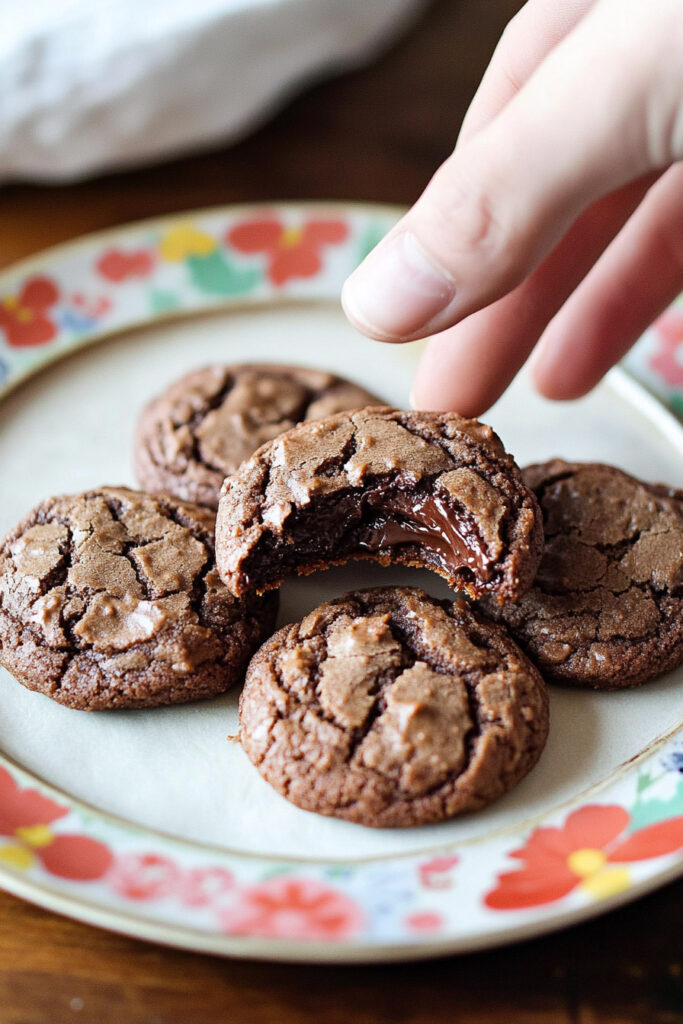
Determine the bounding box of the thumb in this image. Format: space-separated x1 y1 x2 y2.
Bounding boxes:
342 0 682 343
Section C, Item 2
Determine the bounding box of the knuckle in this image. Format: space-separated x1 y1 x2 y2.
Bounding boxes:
499 58 525 99
429 159 515 267
457 188 505 255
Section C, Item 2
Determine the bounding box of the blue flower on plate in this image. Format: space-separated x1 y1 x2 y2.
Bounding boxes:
344 861 418 938
57 308 97 334
661 745 683 774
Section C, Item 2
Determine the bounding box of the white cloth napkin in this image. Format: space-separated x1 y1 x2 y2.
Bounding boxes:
0 0 426 183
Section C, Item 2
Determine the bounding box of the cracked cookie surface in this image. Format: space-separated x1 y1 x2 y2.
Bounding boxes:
134 363 382 509
239 586 549 828
216 407 543 602
0 487 278 710
478 461 683 689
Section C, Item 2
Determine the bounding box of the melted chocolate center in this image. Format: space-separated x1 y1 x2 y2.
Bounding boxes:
241 484 498 595
358 491 491 575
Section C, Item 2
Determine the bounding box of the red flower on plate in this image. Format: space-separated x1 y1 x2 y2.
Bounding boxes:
226 216 349 286
485 804 683 910
0 276 60 348
404 912 444 933
220 876 365 940
107 852 182 901
418 855 459 889
0 767 112 881
96 247 155 282
649 311 683 388
180 866 235 907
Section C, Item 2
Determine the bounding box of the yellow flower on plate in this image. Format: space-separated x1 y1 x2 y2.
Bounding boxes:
0 823 56 871
567 848 631 900
0 844 35 870
160 224 216 262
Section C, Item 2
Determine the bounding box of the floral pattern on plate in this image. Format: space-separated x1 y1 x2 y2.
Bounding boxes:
0 203 681 958
0 739 681 947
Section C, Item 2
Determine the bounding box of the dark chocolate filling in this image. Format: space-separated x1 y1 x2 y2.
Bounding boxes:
240 480 501 595
358 491 491 572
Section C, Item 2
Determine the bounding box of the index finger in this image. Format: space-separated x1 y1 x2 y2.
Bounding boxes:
458 0 595 145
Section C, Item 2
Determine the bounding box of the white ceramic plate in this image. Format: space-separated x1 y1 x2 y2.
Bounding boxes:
0 203 681 962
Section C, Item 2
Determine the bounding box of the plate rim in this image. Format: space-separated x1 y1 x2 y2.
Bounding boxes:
1 854 681 965
0 199 681 962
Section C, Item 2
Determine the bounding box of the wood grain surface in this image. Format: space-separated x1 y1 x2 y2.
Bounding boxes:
0 1 681 1021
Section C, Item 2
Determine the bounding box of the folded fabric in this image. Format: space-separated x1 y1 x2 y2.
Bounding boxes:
0 0 427 183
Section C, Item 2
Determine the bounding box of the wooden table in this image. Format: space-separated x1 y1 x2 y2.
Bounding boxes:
0 2 681 1021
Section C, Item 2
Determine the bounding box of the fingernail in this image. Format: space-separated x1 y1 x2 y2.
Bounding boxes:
342 231 456 340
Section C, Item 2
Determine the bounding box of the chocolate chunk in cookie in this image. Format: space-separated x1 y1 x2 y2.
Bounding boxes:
134 363 382 509
216 407 543 602
0 487 278 710
240 587 549 827
478 460 683 689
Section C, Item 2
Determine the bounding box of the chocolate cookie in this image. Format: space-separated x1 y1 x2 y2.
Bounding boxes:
478 461 683 689
239 587 549 827
134 363 382 509
0 487 278 710
216 407 543 602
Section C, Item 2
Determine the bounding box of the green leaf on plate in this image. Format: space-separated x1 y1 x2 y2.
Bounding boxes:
629 777 683 831
149 288 181 314
188 251 260 297
636 771 654 794
670 393 683 420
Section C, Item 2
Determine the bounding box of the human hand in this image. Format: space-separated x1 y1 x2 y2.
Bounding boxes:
341 0 683 415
